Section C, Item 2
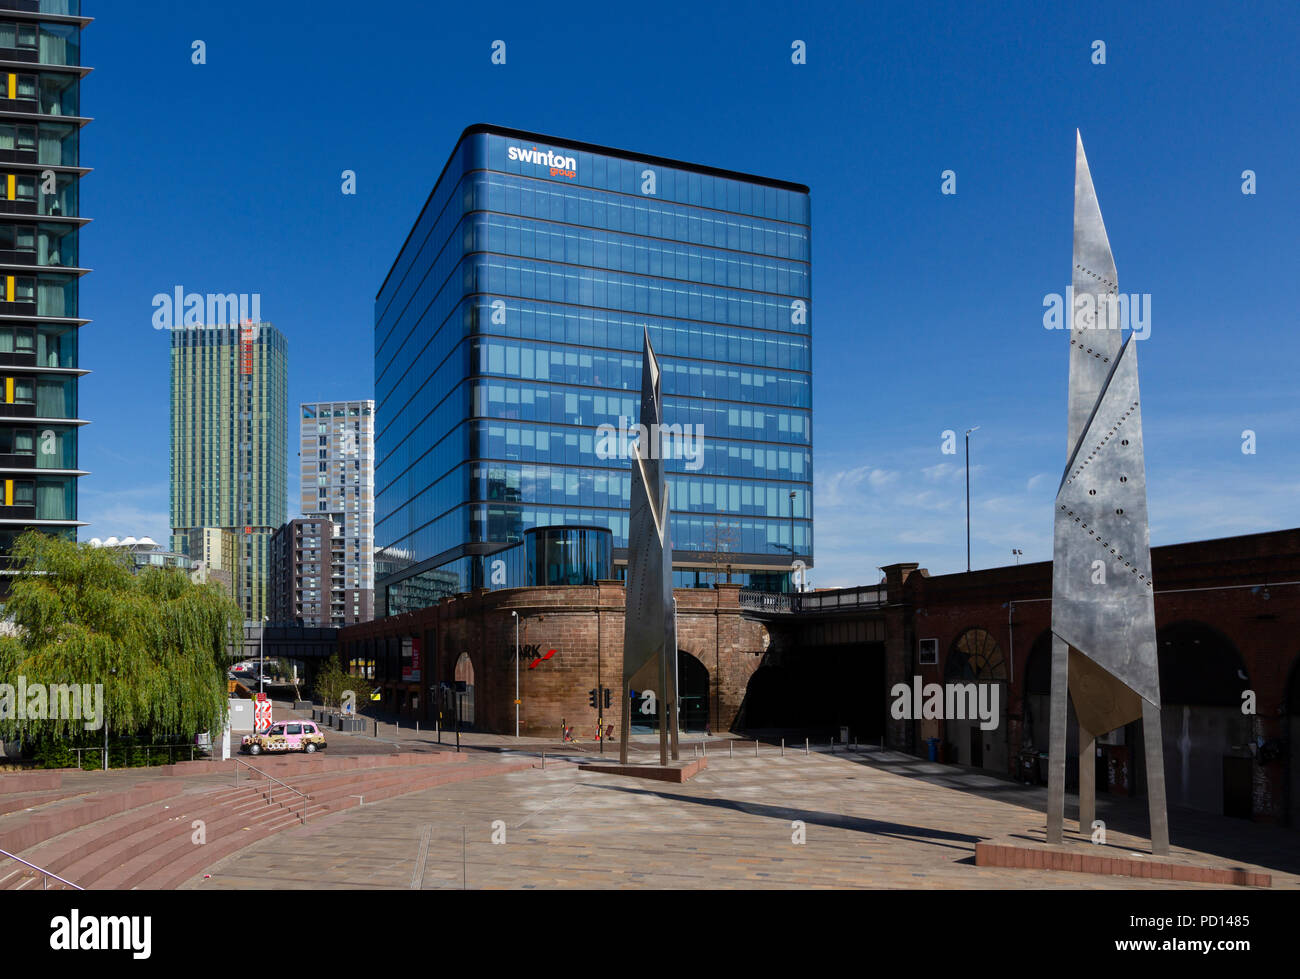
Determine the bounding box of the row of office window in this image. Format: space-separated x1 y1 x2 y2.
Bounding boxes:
475 336 810 407
473 172 810 261
476 134 809 224
474 214 808 297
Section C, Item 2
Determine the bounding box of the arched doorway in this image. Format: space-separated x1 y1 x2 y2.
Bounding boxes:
1157 621 1251 816
944 628 1010 773
1023 631 1053 752
454 652 476 728
1288 655 1300 827
740 663 794 730
626 651 710 733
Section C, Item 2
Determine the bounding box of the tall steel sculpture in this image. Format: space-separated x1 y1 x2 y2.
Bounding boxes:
1047 133 1168 854
620 329 679 766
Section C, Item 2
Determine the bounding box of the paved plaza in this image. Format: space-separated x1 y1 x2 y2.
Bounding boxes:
187 745 1299 890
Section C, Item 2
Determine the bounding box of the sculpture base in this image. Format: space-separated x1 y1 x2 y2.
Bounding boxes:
579 758 706 783
975 835 1270 887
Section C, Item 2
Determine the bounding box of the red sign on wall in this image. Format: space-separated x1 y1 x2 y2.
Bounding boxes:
402 637 421 683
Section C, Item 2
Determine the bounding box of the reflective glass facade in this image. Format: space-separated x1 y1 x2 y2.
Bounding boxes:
170 324 289 622
375 126 812 615
0 0 90 572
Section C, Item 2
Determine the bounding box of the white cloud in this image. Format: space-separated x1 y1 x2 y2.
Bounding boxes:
77 483 170 545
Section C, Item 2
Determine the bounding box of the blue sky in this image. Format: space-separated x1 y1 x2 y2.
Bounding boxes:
79 0 1299 587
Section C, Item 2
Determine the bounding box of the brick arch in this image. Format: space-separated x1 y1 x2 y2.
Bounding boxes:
1023 629 1054 695
454 651 477 727
946 627 1009 683
1287 652 1300 827
1020 630 1056 753
675 648 710 732
1156 619 1248 706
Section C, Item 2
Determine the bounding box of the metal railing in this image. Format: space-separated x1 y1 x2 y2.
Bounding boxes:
233 757 310 807
0 848 83 891
738 586 887 614
739 591 799 614
70 743 199 770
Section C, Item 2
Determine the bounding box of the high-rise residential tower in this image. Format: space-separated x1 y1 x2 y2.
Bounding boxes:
297 399 374 623
374 126 812 616
170 322 287 621
0 2 91 576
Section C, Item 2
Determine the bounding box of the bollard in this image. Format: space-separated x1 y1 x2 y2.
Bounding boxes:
416 722 420 733
831 739 834 754
805 737 809 755
374 720 379 737
702 741 707 758
729 741 733 759
781 737 785 757
755 739 759 757
541 751 545 770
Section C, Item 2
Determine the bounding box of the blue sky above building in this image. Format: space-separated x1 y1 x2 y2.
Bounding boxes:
80 0 1298 587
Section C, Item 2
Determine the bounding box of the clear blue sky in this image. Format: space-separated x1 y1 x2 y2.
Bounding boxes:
80 0 1299 587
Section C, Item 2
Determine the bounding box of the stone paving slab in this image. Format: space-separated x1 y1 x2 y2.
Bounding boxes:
186 750 1300 890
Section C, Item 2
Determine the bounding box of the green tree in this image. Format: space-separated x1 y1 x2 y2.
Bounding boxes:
313 657 367 709
0 531 240 751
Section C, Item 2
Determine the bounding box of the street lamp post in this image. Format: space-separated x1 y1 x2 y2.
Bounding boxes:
788 489 797 592
259 615 268 696
965 427 980 572
511 610 519 738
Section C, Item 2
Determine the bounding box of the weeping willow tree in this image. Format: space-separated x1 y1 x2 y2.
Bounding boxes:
0 531 240 752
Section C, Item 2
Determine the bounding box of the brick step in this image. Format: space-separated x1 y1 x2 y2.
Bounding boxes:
96 780 393 891
0 770 70 795
219 761 485 810
89 791 321 890
0 788 91 817
54 787 302 887
11 783 229 882
164 750 466 780
84 765 450 890
0 859 78 891
159 761 533 890
0 781 189 856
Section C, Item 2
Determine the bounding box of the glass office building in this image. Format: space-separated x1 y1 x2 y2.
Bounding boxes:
0 0 90 582
170 323 288 622
375 125 811 616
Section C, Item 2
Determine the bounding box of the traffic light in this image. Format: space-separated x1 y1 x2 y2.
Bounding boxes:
603 688 612 709
588 688 598 708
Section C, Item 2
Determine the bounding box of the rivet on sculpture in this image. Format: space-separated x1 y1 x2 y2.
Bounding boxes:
620 328 679 766
1047 132 1169 854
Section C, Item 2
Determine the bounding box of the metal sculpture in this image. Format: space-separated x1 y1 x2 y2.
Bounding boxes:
620 329 679 765
1047 132 1169 854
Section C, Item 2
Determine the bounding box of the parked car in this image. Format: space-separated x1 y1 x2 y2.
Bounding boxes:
241 720 327 756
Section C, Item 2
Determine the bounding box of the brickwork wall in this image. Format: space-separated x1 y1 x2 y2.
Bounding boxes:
339 582 767 737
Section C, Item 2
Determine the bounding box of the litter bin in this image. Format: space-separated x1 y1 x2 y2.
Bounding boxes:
925 737 939 761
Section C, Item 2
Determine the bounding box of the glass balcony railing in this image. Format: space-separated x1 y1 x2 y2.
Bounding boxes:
0 2 82 17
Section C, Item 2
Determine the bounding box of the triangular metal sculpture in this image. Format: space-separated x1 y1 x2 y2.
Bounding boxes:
620 328 679 766
1046 133 1169 854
